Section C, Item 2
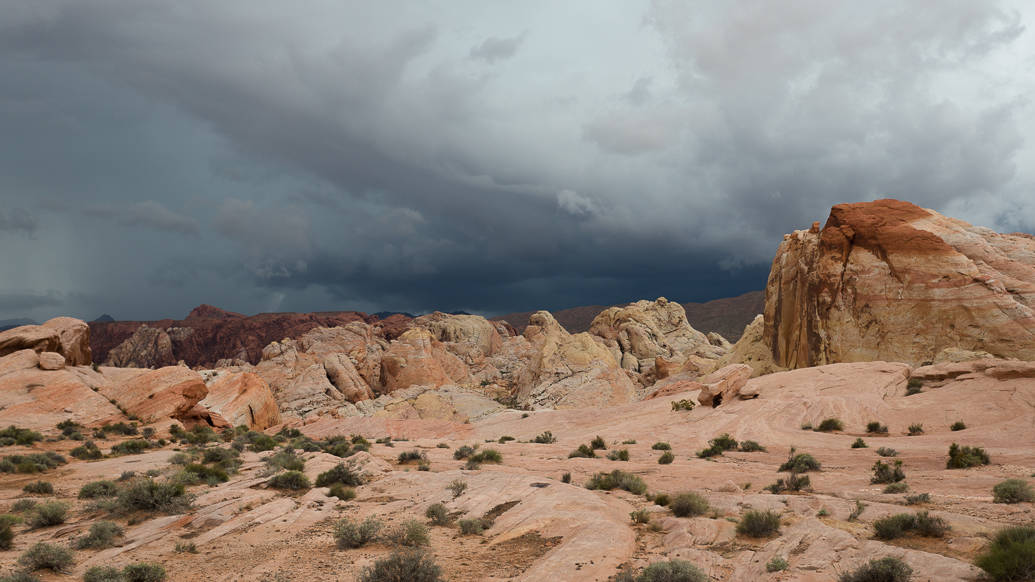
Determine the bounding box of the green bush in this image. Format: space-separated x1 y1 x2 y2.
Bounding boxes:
883 482 908 494
22 481 52 495
975 525 1035 582
247 433 277 452
906 377 923 395
123 563 166 582
851 438 867 449
335 517 382 548
425 503 449 525
452 445 476 460
838 557 912 582
875 447 898 457
315 464 362 487
630 508 651 524
115 479 192 514
658 451 674 464
736 509 781 538
28 501 68 528
765 473 810 493
653 493 670 507
71 441 103 460
561 472 571 484
950 420 966 431
266 449 305 472
392 519 430 547
635 559 707 582
0 452 66 473
992 479 1034 504
447 479 467 498
328 483 356 501
75 521 123 549
766 556 789 572
866 422 888 434
710 433 739 451
110 439 152 455
397 450 427 464
458 517 493 535
0 426 43 446
469 449 502 464
669 493 708 517
871 460 905 484
17 542 74 572
905 493 931 505
739 440 766 452
907 424 924 436
98 422 138 437
532 431 555 444
590 436 607 450
778 452 821 473
651 442 671 451
607 449 630 461
815 418 844 432
0 514 19 550
359 549 444 582
947 443 990 469
585 470 647 495
10 499 36 513
671 399 696 411
182 463 229 484
498 435 515 443
696 445 723 458
268 470 310 490
873 511 948 540
569 444 596 458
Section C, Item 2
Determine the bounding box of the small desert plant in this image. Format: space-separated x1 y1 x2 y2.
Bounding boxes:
737 509 781 537
866 421 889 434
883 482 909 494
0 514 19 550
710 433 739 451
568 444 596 458
974 525 1035 582
115 479 192 514
651 442 671 451
946 443 990 469
452 445 477 460
696 445 723 458
848 500 867 522
633 560 707 582
532 431 555 444
800 422 813 430
871 460 906 484
907 423 924 436
815 418 844 432
590 436 607 450
334 517 382 548
876 447 898 457
778 450 821 473
904 493 931 505
28 501 68 528
905 377 923 395
315 464 361 487
328 483 356 501
392 519 429 547
175 541 197 553
17 542 74 572
447 479 467 498
498 435 515 443
70 441 103 460
607 449 630 461
468 448 502 464
22 481 53 495
622 439 637 444
268 470 310 491
766 556 789 572
122 563 166 582
669 493 709 517
630 508 651 524
992 479 1034 504
652 493 670 507
10 499 36 513
74 521 123 549
671 399 696 411
765 473 810 493
0 426 43 446
874 511 948 540
84 566 122 582
838 557 912 582
585 470 647 495
951 420 967 431
425 503 449 525
397 450 427 464
851 438 868 449
658 451 674 464
359 549 444 582
0 573 41 582
458 517 493 535
266 449 305 472
110 439 152 455
739 440 766 452
0 452 67 474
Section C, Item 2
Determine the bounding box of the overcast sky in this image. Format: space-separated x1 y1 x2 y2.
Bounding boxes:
2 1 1034 322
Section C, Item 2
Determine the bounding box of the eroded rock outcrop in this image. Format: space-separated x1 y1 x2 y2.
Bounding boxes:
379 328 472 392
105 325 176 368
0 350 121 430
197 371 280 430
96 366 208 423
764 199 1035 368
0 317 92 365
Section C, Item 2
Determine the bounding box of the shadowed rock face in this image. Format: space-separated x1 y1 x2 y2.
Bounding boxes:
764 199 1035 368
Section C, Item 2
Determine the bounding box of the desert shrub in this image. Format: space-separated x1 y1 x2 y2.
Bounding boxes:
905 493 931 505
169 452 192 465
607 449 630 461
569 444 596 458
739 440 766 452
28 501 68 528
907 424 924 436
992 479 1035 504
0 514 19 550
766 556 789 572
737 509 781 538
951 421 967 431
115 479 192 514
635 560 707 582
359 549 444 582
947 443 990 469
22 481 52 495
630 508 651 524
392 519 429 547
975 525 1035 582
182 463 229 484
174 541 197 553
883 482 909 494
848 500 868 522
177 425 218 445
532 431 555 444
561 472 571 484
0 452 66 473
778 451 821 473
0 426 43 446
876 447 898 457
585 470 647 495
453 445 477 460
458 516 493 535
669 493 709 517
71 441 103 460
335 517 382 549
710 434 739 451
469 449 502 464
122 563 166 582
653 493 670 507
315 464 362 487
838 557 912 582
671 399 696 411
498 435 515 443
10 499 36 512
696 445 723 458
622 439 637 444
425 503 449 525
800 422 813 430
397 450 427 464
447 479 467 498
906 377 923 395
74 520 123 549
328 483 356 501
873 511 948 540
266 449 305 472
268 470 310 490
590 436 607 450
658 451 674 464
651 442 671 451
815 418 844 432
871 460 905 484
246 433 277 452
0 573 42 582
851 438 868 449
17 542 74 572
141 427 156 440
765 473 810 493
914 511 950 537
866 421 889 434
110 439 151 456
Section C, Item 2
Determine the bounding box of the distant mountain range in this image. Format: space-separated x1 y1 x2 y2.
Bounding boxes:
0 318 37 332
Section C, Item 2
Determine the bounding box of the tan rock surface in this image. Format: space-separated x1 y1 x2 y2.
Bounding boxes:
0 324 60 359
37 351 65 370
104 325 176 368
379 328 472 392
0 352 122 430
198 371 281 430
96 366 208 423
40 316 92 365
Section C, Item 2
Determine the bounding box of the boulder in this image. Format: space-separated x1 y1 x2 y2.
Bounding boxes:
696 364 754 407
0 352 122 430
40 317 92 365
378 328 472 393
98 366 208 423
38 352 65 370
0 324 60 359
0 349 40 377
198 371 280 430
764 199 1035 368
413 312 503 356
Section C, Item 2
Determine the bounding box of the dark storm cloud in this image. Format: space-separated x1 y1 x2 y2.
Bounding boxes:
0 291 62 312
0 1 1032 322
0 208 37 236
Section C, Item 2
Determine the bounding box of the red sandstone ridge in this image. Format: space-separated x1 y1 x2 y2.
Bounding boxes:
90 307 414 368
762 198 1035 368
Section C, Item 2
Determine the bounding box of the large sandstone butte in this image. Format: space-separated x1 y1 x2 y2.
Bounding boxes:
764 199 1035 368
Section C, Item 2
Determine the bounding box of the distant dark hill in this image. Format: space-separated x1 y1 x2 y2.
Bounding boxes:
92 314 115 323
0 318 38 332
491 290 763 340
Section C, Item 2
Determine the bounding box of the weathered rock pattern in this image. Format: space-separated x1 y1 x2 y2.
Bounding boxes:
40 316 92 365
197 371 280 430
37 351 66 370
0 324 60 359
694 364 754 407
96 366 208 423
379 328 472 392
105 325 176 368
0 350 122 430
764 199 1035 368
714 315 782 377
